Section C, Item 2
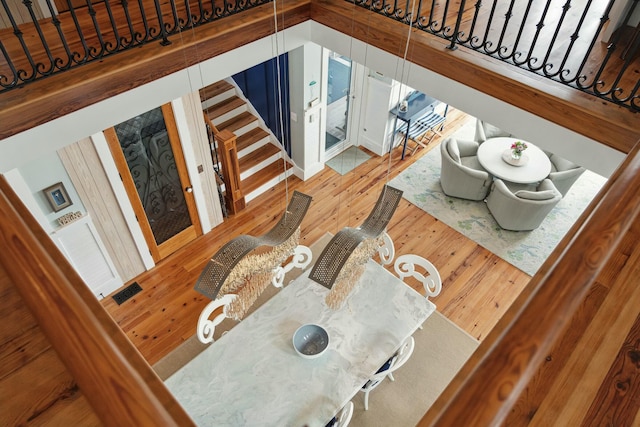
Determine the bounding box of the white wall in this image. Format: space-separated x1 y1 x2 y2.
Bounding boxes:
17 152 86 230
309 22 625 178
0 20 625 180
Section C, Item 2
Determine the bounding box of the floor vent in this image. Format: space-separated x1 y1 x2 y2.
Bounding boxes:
112 282 142 305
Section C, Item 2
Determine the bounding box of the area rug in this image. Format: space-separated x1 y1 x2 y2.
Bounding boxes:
326 146 371 175
389 134 607 276
350 311 479 427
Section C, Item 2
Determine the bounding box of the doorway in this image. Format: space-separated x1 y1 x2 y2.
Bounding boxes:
105 103 202 263
325 53 353 159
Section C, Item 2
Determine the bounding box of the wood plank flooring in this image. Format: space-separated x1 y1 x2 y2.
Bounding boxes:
101 107 531 366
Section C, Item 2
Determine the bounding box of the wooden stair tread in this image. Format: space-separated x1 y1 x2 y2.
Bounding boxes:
236 127 270 152
239 143 281 170
205 96 246 121
241 160 291 195
217 111 258 133
200 80 234 102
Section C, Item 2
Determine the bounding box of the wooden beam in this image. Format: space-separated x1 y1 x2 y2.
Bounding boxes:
0 176 195 426
418 136 640 425
0 0 311 140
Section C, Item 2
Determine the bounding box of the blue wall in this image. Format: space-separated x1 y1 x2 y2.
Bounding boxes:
232 54 291 155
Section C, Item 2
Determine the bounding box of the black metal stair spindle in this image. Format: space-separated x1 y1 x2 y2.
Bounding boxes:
504 0 534 64
494 0 516 59
555 0 595 83
43 0 74 69
136 0 153 43
572 0 616 89
457 0 484 46
85 0 107 58
0 41 19 89
537 0 572 78
21 0 56 75
523 0 553 69
65 0 91 63
1 0 39 81
102 0 123 52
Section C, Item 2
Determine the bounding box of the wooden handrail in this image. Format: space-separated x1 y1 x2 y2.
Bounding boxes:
419 137 640 426
0 177 195 426
204 112 246 214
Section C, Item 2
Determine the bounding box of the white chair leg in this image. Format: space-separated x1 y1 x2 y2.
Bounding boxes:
387 372 395 382
364 390 370 411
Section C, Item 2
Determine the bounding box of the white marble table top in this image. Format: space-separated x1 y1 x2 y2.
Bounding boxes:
478 137 552 184
165 259 435 427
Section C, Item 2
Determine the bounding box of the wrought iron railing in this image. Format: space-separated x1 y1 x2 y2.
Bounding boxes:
0 0 269 91
1 0 638 112
354 0 639 112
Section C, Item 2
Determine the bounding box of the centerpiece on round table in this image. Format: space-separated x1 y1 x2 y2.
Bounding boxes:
502 140 529 166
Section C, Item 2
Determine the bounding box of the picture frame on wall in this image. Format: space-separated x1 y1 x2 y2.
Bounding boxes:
43 182 72 212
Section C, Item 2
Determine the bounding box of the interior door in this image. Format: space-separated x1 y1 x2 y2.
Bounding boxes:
105 103 202 263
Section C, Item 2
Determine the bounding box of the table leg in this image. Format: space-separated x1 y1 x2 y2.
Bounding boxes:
401 119 410 160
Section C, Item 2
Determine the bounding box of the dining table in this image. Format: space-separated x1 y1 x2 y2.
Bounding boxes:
477 137 552 184
164 259 435 426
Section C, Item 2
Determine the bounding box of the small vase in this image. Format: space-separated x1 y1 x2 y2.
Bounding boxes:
511 150 522 160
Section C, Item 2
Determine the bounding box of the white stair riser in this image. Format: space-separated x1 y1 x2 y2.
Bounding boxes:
237 135 271 158
201 89 235 110
244 169 294 203
240 153 283 180
211 105 249 126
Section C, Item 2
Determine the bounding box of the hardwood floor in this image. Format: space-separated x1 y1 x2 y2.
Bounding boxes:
101 107 532 365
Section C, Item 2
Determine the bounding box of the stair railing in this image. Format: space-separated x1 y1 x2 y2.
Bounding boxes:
203 112 245 215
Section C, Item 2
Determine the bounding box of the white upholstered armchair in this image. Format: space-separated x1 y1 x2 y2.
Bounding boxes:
474 119 512 143
440 137 492 201
486 179 562 231
548 154 586 197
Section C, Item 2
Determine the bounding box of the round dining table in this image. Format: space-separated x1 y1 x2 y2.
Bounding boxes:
477 137 551 184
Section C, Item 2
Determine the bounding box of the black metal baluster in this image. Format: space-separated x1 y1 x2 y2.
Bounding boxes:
137 0 153 42
102 0 122 52
166 0 181 33
481 0 498 54
585 1 631 98
555 0 594 83
194 0 206 26
439 0 456 42
457 0 484 47
524 0 552 70
0 0 39 82
183 0 194 27
85 0 107 58
44 0 74 69
150 0 171 44
65 0 90 63
493 0 515 59
505 0 533 65
22 0 56 75
571 0 615 90
0 41 19 89
536 0 571 78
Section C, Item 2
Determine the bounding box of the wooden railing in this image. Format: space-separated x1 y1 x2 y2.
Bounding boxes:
0 176 196 426
4 139 639 425
203 112 245 214
419 136 640 425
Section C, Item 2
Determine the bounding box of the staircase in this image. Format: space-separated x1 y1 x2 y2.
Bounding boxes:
200 80 293 205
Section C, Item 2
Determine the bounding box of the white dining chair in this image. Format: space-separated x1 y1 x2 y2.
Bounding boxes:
360 336 415 410
394 254 442 329
394 254 442 299
328 400 353 427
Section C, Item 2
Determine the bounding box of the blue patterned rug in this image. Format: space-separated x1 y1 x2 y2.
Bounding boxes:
389 135 607 276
